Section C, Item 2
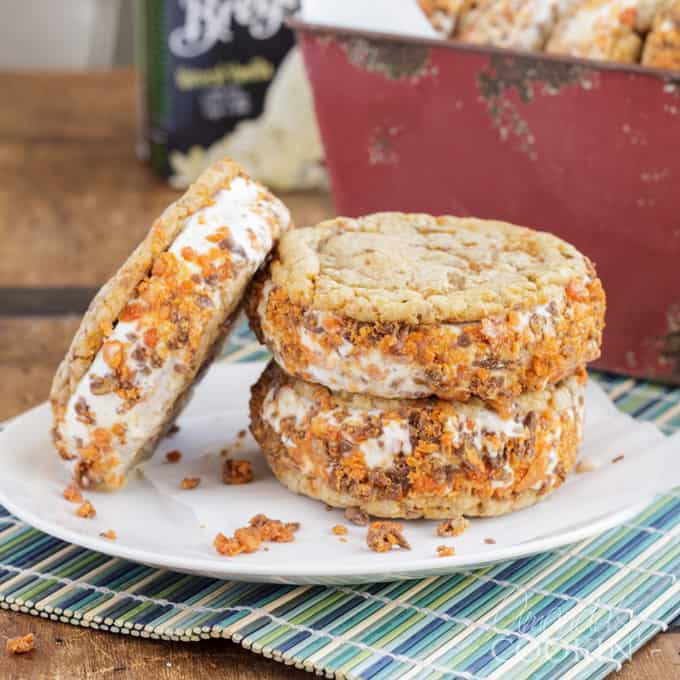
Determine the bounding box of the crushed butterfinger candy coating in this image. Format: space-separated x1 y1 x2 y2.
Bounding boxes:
214 532 242 556
165 450 182 463
366 521 411 553
214 515 301 557
233 527 262 553
181 477 201 490
249 514 300 542
99 530 117 540
63 484 83 504
75 501 96 519
437 516 469 537
6 633 34 655
437 545 456 558
332 524 348 536
222 459 253 485
344 507 370 526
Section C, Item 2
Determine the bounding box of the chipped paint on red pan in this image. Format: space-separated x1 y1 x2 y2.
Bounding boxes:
291 20 680 383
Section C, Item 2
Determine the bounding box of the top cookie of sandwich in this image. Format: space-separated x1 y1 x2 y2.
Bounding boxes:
267 212 594 325
246 213 605 407
51 158 292 491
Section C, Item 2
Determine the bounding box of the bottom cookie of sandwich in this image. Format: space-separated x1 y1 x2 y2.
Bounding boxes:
249 362 585 519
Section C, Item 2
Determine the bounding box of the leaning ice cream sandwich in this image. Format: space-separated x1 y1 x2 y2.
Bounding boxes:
50 159 292 490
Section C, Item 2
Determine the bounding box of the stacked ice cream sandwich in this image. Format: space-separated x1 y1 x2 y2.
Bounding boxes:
246 213 605 519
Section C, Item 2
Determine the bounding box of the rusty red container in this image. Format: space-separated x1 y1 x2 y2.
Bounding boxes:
292 20 680 383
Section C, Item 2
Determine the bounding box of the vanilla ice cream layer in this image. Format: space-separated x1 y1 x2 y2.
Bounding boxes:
261 382 584 477
258 282 562 399
61 177 290 481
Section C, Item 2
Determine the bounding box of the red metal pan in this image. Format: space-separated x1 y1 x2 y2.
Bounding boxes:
291 19 680 382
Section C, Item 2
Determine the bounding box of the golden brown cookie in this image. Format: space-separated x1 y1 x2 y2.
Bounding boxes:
51 158 292 490
245 213 605 409
250 362 585 519
418 0 478 37
642 1 680 70
458 0 577 51
546 0 645 62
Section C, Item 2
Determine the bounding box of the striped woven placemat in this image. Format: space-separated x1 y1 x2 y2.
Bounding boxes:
1 325 679 679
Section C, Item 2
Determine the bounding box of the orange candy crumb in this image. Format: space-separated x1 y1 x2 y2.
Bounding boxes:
63 484 83 504
214 515 300 557
119 303 143 322
181 246 196 261
332 524 348 536
222 459 253 485
6 633 34 655
99 530 117 540
93 428 112 448
181 477 201 490
76 501 96 519
619 7 636 26
102 341 125 370
143 328 158 347
233 527 262 553
214 532 242 557
437 545 455 558
165 450 182 463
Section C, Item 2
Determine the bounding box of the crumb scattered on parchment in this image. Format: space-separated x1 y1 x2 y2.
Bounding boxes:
437 545 455 558
250 514 299 542
181 477 201 490
367 521 410 553
484 537 496 545
612 455 625 464
576 458 600 474
165 450 182 463
167 424 180 437
6 634 34 655
437 516 469 538
214 515 300 557
214 532 242 557
75 501 96 519
63 485 83 504
222 459 253 485
99 530 117 540
238 429 247 439
332 524 347 536
344 507 369 526
339 537 348 543
234 527 262 553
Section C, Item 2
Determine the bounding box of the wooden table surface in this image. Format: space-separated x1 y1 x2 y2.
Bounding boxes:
0 68 677 679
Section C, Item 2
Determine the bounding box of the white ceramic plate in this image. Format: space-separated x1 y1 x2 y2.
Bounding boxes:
0 362 653 585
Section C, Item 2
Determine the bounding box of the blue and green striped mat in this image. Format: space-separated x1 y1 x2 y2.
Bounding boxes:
1 325 679 679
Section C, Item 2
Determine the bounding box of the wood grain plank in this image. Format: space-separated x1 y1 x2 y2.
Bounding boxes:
0 288 97 316
0 611 307 679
